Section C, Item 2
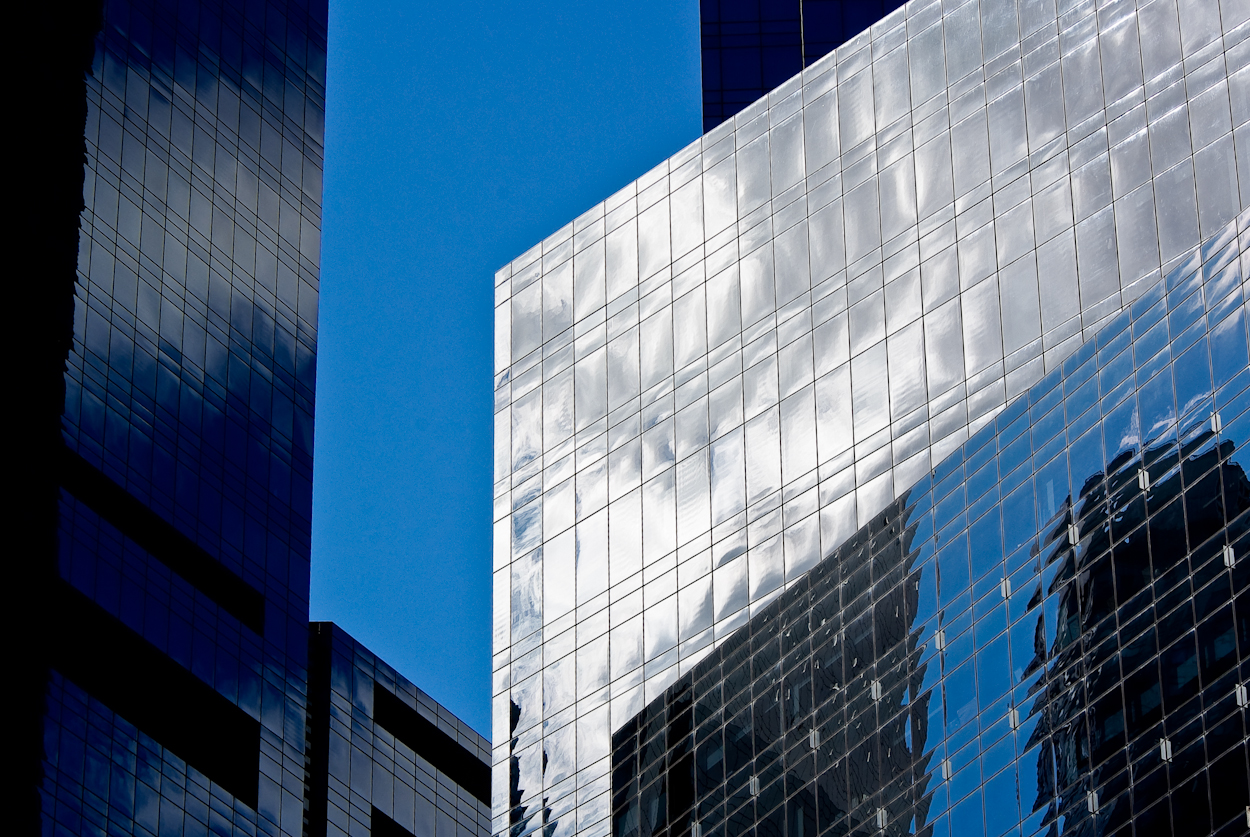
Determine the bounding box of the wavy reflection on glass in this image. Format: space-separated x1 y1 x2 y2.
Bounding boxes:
601 217 1250 837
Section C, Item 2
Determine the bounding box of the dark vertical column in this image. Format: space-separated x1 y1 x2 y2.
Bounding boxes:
13 2 103 833
306 622 334 837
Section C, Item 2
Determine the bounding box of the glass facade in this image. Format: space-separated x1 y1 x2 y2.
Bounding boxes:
609 214 1250 837
492 1 1250 836
308 623 492 837
34 2 488 837
43 0 328 833
701 0 908 132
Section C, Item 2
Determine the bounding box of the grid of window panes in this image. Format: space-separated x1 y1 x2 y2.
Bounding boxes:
492 1 1250 835
43 671 239 837
43 0 327 834
311 624 492 837
610 215 1250 837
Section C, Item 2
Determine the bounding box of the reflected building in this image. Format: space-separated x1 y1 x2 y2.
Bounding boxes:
29 2 487 837
609 224 1250 836
492 1 1250 837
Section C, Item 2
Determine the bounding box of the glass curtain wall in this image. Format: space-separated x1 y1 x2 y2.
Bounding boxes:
493 1 1250 836
701 0 909 132
610 213 1250 837
43 1 326 835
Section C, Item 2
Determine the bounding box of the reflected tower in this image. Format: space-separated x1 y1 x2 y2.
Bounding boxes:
609 227 1250 836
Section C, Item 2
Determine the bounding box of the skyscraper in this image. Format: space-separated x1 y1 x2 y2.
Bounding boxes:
34 0 327 832
24 2 489 836
701 0 908 132
492 0 1250 835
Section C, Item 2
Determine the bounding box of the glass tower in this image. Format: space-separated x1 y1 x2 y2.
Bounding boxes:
492 1 1250 836
40 0 328 834
26 3 493 837
30 2 490 837
701 0 909 133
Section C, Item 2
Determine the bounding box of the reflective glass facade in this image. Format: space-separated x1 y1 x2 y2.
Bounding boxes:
492 1 1250 836
308 623 492 837
609 214 1250 837
701 0 908 132
42 0 329 833
34 3 492 836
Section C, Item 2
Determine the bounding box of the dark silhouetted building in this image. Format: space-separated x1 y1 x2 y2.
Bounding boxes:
700 0 908 131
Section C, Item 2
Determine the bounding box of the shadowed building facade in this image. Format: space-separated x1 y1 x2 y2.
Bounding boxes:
308 623 492 837
39 0 327 833
27 2 489 836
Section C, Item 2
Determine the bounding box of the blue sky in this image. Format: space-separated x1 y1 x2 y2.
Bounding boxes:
312 1 702 734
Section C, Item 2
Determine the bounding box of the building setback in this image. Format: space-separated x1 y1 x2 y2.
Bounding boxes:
492 1 1250 836
308 623 492 837
26 2 487 836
